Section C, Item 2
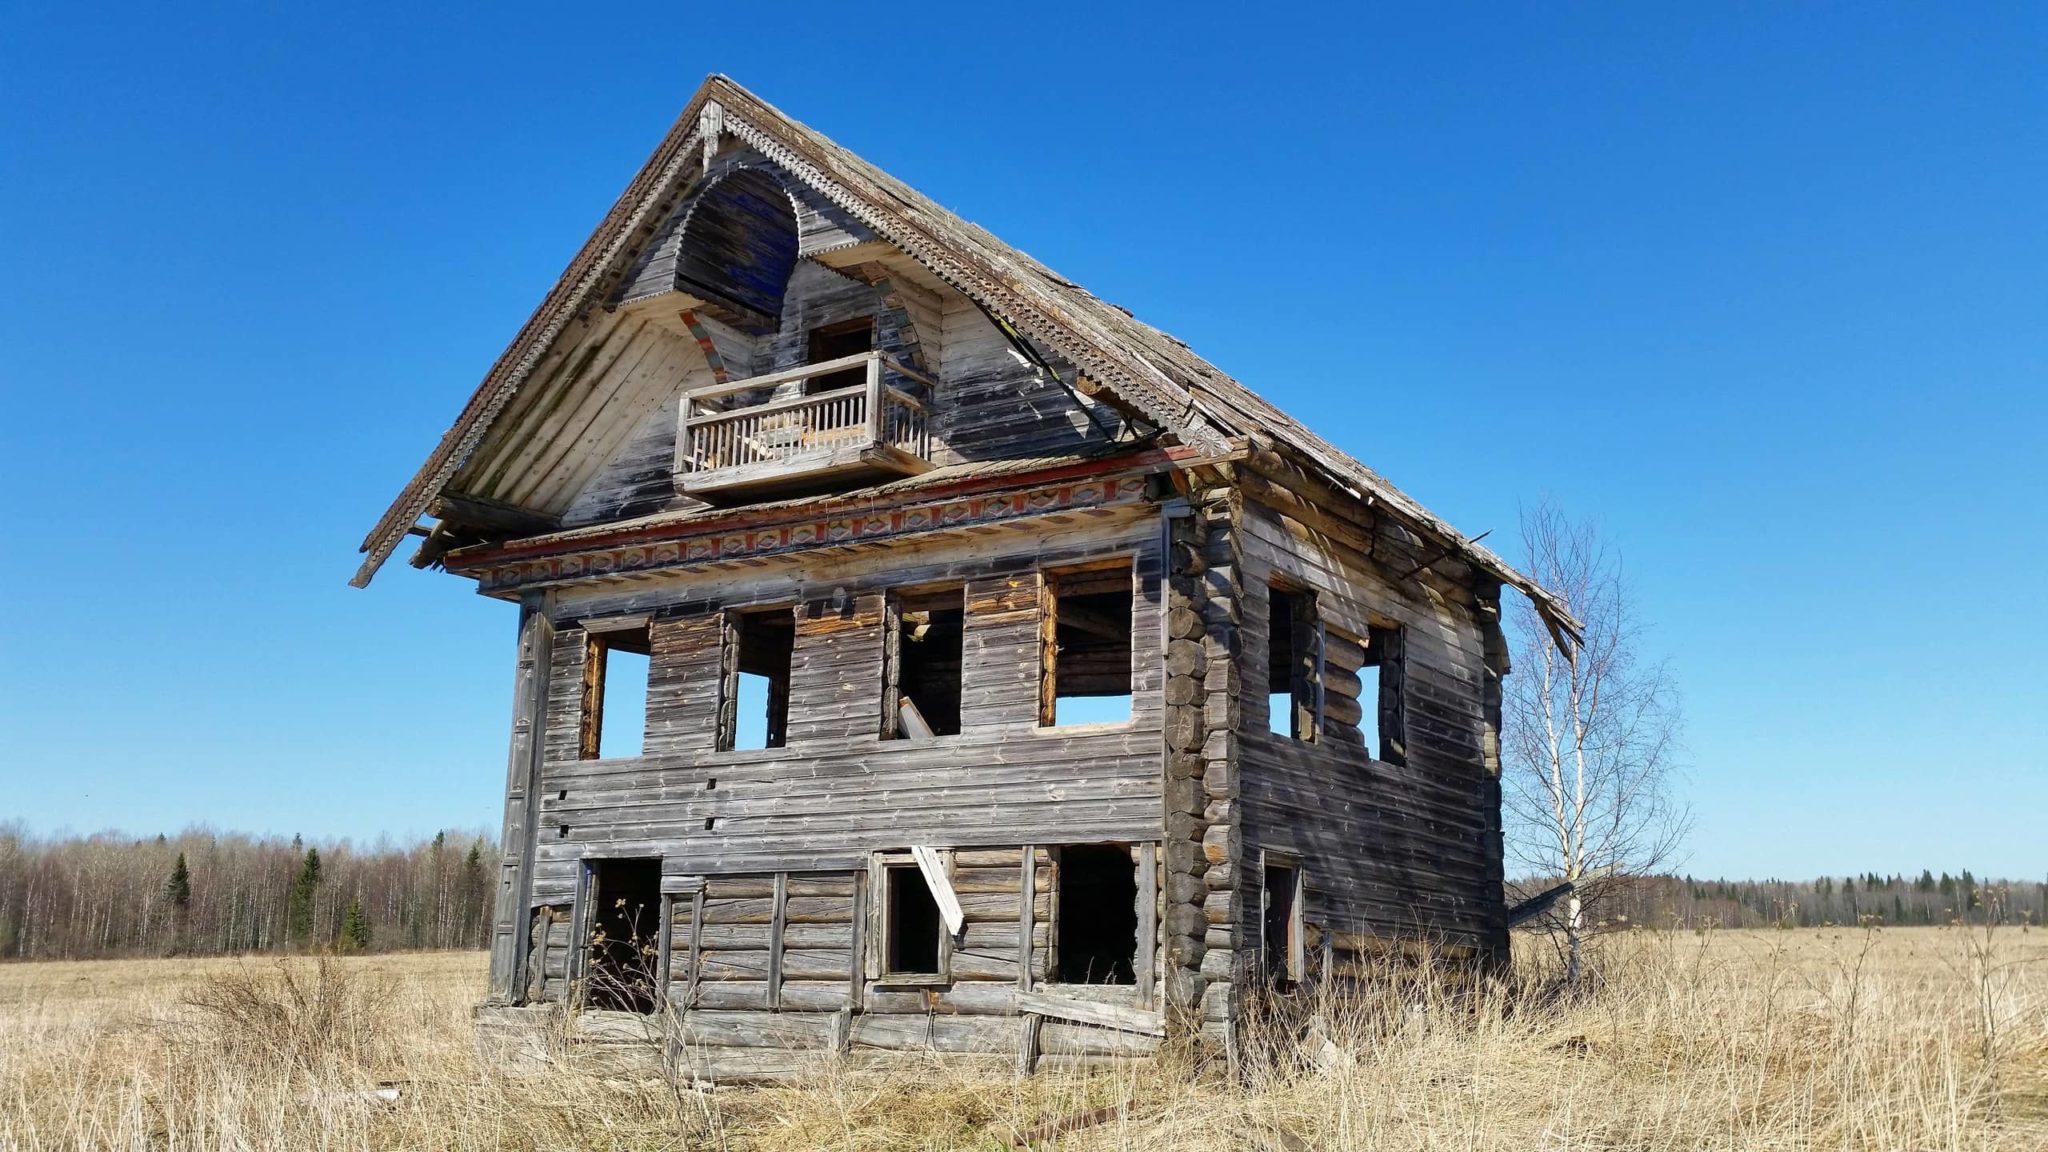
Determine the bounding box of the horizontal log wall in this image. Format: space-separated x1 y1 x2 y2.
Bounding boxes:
1233 496 1506 958
517 846 1165 1074
504 511 1172 1072
528 514 1164 893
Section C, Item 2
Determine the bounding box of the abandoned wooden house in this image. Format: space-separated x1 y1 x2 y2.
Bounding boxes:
355 76 1579 1076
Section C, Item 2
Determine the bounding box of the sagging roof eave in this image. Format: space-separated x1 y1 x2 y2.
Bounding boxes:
1244 429 1585 653
348 87 723 588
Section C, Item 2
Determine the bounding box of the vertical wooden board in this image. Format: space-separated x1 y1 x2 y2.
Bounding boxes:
879 593 903 739
578 634 605 760
1017 844 1035 990
687 888 705 1006
493 596 554 1003
1037 571 1058 726
848 871 866 1010
768 871 788 1010
658 894 675 996
1137 842 1157 1003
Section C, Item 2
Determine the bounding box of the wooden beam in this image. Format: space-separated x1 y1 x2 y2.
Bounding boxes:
1018 845 1035 991
1136 843 1157 1004
767 871 787 1010
1013 991 1165 1037
912 846 965 937
1014 1012 1043 1078
428 492 560 538
898 697 936 743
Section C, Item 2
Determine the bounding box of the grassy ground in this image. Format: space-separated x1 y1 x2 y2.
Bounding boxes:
1 926 2043 1150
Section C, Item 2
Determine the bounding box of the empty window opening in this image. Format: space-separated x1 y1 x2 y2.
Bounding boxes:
1263 861 1302 990
1324 624 1405 763
1267 584 1319 741
1366 625 1404 765
585 858 662 1013
1054 845 1139 984
883 864 942 976
1041 562 1134 726
579 624 650 760
887 588 964 738
806 317 874 394
1358 660 1382 756
724 610 794 751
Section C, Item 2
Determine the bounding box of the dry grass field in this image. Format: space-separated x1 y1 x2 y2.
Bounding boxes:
2 926 2043 1150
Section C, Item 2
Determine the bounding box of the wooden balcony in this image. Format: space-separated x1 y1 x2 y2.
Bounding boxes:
678 352 936 499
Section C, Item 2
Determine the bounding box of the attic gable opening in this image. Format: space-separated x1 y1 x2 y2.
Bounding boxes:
673 167 800 328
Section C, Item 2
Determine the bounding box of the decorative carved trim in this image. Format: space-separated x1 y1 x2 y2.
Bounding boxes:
464 475 1148 593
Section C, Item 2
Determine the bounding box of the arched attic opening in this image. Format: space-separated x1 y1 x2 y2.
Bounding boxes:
672 165 801 333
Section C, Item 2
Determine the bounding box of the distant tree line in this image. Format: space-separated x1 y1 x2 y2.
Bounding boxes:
0 825 500 961
1547 871 2048 931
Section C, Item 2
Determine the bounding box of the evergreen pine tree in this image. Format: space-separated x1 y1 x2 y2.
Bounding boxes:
288 848 322 945
461 839 487 947
340 895 372 951
167 853 192 909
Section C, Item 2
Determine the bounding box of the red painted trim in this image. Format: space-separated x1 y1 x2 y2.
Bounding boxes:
445 447 1174 572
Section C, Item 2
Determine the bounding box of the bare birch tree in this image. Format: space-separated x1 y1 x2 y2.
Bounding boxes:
1504 499 1688 985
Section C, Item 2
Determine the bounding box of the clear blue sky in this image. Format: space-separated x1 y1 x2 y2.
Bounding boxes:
2 3 2041 879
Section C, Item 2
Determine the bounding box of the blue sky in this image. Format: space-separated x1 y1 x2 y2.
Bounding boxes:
2 3 2041 879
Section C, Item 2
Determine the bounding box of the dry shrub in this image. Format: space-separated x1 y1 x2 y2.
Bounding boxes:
179 956 395 1076
1 929 2043 1150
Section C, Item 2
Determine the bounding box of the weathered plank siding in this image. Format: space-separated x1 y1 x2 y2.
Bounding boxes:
1232 495 1508 962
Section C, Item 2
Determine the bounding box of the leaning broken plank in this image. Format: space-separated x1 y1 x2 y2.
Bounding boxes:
911 845 965 936
1013 991 1165 1037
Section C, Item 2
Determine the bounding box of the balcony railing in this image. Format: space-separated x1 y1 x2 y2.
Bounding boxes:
678 351 936 497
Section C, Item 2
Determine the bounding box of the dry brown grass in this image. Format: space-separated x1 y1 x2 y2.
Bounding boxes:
1 926 2043 1150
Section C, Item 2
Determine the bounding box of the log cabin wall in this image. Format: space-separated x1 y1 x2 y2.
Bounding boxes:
497 506 1175 1069
1231 490 1510 977
1157 485 1249 1047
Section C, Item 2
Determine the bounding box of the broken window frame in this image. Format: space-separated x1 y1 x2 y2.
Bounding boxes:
1037 558 1137 728
1260 852 1305 991
1266 581 1323 743
868 849 953 985
881 584 966 740
1360 622 1406 766
1045 843 1142 987
577 856 664 1013
717 606 795 753
577 615 652 761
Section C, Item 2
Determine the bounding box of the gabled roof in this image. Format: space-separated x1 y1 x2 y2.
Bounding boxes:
354 76 1578 644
